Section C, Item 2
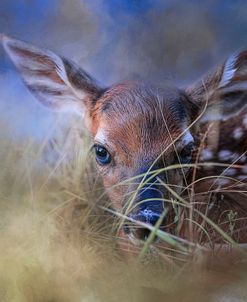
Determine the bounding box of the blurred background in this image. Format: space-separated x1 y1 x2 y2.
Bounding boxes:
1 5 247 300
1 0 247 140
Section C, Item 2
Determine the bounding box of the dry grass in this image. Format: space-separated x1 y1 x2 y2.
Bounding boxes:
0 119 247 302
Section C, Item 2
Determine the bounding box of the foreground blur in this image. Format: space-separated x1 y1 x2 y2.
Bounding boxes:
0 121 246 302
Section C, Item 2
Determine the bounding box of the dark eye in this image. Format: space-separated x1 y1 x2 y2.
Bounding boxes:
179 142 195 164
94 145 111 165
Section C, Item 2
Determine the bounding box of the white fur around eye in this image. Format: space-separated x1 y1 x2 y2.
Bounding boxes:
95 129 107 145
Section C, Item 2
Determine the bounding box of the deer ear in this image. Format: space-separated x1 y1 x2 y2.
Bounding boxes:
1 35 103 117
186 50 247 121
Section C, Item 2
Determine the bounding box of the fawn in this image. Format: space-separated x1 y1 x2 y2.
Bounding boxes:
1 35 247 249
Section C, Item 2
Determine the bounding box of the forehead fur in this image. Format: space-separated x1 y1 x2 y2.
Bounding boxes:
92 81 189 164
100 81 186 120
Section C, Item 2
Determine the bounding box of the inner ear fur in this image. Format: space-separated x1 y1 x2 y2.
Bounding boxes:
186 50 247 121
1 34 103 117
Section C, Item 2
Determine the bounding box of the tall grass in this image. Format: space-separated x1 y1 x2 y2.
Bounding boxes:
0 118 247 302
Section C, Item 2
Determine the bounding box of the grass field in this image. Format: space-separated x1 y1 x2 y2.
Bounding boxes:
0 118 247 302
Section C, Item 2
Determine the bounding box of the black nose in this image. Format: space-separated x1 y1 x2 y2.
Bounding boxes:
134 208 160 225
125 173 165 240
137 183 164 225
128 200 165 241
128 206 163 241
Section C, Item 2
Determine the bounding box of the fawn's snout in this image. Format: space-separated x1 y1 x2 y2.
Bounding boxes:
125 171 166 241
128 201 165 241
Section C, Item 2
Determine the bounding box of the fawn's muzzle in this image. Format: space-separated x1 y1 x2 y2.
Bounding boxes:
125 182 165 241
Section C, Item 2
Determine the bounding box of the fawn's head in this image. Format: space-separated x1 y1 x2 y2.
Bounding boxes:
2 35 247 240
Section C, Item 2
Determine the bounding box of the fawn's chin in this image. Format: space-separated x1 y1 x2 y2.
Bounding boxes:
124 224 160 245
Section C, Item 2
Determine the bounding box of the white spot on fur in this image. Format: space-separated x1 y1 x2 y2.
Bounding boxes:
218 151 241 162
200 149 213 161
218 150 233 161
223 168 237 176
239 155 246 163
237 175 247 181
233 127 243 140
